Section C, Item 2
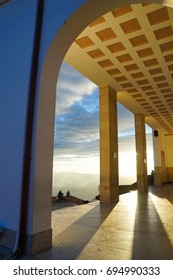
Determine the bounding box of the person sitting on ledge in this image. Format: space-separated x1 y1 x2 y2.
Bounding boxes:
66 190 70 196
57 190 64 201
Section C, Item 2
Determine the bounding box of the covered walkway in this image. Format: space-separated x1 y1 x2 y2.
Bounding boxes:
23 184 173 260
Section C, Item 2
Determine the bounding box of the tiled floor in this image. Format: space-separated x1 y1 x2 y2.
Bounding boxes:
25 184 173 260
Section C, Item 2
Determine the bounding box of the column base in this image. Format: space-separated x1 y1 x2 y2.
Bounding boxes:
0 228 52 257
24 228 52 255
137 183 148 192
167 167 173 182
154 166 166 187
100 185 119 203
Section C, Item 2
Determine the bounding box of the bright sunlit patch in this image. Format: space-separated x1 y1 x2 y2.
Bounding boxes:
149 192 173 240
53 154 99 174
119 151 136 184
78 191 138 259
146 125 154 174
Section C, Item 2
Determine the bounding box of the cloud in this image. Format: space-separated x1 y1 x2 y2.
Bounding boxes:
54 64 99 156
54 64 136 159
56 62 97 115
117 102 135 137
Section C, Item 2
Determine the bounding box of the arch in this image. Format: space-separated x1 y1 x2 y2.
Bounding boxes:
29 0 173 249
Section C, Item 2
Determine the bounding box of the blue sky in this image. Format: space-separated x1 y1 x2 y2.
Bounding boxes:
52 62 154 197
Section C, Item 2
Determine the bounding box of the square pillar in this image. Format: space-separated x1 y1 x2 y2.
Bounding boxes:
99 85 119 203
153 130 168 186
135 114 148 192
153 130 162 187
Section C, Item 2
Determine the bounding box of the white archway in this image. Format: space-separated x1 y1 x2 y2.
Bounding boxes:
29 0 173 253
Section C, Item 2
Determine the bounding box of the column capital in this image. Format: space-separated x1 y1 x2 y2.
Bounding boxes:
134 113 145 120
99 85 117 94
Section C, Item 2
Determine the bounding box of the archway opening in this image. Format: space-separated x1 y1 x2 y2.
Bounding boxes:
53 67 143 202
39 0 173 209
33 0 173 256
53 62 99 201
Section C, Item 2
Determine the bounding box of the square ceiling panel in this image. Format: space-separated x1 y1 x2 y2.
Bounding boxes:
137 79 149 85
141 85 153 91
87 49 105 58
127 88 138 93
130 34 148 47
154 26 173 40
168 65 173 71
107 68 121 75
131 72 144 78
149 68 163 75
112 6 133 17
75 36 95 48
157 82 169 88
121 82 133 88
160 88 171 93
159 41 173 52
145 91 157 96
124 63 139 71
143 58 159 67
137 47 154 58
98 59 114 67
147 7 169 26
149 96 160 100
132 93 142 98
153 76 166 82
120 18 141 34
116 54 133 63
89 16 106 27
96 28 117 41
114 76 127 82
107 42 125 53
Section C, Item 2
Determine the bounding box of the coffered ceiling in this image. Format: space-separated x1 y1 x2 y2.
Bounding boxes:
65 3 173 134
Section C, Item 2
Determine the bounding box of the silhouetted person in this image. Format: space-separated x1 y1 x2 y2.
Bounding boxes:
57 190 64 201
66 190 70 196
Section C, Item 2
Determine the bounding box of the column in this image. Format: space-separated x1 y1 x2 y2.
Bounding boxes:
135 114 148 192
153 130 162 187
153 130 168 186
99 85 119 203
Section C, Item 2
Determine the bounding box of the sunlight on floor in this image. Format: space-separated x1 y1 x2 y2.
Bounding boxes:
33 186 173 260
149 191 173 242
78 191 138 259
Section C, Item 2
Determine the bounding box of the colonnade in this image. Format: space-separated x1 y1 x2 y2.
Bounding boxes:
99 85 148 203
1 0 172 258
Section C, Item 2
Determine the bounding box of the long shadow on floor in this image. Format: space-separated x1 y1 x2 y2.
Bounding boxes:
132 186 173 260
35 203 116 260
24 185 173 260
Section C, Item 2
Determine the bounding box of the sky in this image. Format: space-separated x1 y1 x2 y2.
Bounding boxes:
52 62 154 199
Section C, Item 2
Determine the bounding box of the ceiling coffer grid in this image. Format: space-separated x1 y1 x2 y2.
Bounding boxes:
69 4 173 134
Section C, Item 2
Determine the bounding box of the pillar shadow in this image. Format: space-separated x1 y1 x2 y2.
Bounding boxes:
21 184 173 260
34 202 116 260
132 186 173 260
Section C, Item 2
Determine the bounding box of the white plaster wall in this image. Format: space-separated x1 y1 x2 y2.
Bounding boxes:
153 129 166 166
165 135 173 167
0 0 38 230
